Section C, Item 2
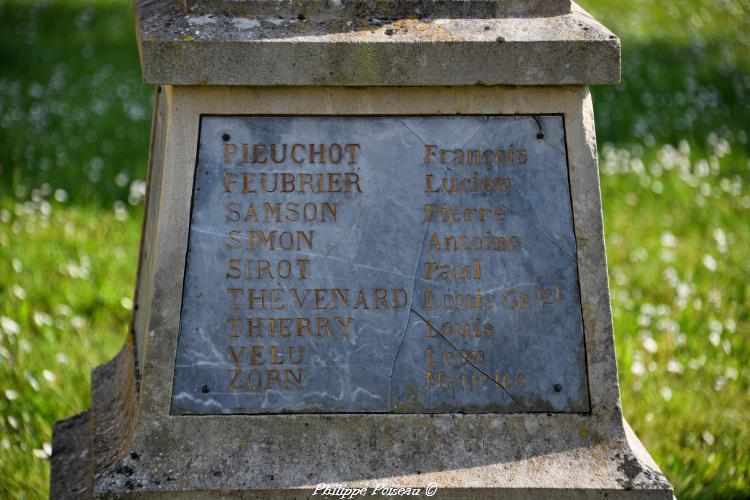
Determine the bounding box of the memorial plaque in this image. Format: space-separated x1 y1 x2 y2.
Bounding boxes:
171 115 590 414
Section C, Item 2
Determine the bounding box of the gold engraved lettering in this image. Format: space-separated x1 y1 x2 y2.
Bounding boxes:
504 290 531 310
425 173 511 194
309 144 326 164
329 143 342 164
425 144 528 167
227 346 244 368
427 232 521 252
250 345 264 365
291 144 305 164
227 288 244 310
287 288 408 310
227 318 242 337
226 259 311 281
230 143 360 166
231 368 304 391
232 316 354 339
226 230 242 250
224 172 239 193
270 144 287 163
227 369 243 390
424 260 481 281
242 230 314 252
223 173 361 195
424 204 506 224
224 143 237 164
424 318 494 338
252 144 267 164
537 284 562 305
439 291 494 310
345 144 360 165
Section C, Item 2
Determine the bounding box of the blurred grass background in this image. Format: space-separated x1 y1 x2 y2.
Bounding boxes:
0 0 748 497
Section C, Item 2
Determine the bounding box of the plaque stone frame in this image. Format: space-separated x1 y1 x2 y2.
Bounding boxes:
50 1 674 498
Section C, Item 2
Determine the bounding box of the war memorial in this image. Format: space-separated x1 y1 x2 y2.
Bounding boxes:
50 0 675 497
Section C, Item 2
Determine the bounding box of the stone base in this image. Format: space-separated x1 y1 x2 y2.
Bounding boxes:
52 410 672 499
50 412 93 499
50 345 672 499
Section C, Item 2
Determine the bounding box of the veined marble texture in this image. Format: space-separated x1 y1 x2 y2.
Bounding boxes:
171 115 590 414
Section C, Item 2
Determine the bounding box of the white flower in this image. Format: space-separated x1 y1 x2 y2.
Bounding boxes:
702 431 715 446
43 370 56 382
11 285 26 300
660 387 673 401
114 200 128 221
709 331 721 347
55 304 72 317
27 374 40 391
121 297 133 310
19 339 31 353
54 189 68 202
667 360 684 374
4 390 18 401
722 340 732 355
725 318 736 333
688 356 705 370
709 319 723 334
713 228 728 253
33 311 53 327
702 254 717 272
115 171 130 187
631 361 646 377
0 317 20 335
659 249 675 263
660 232 677 248
642 337 658 354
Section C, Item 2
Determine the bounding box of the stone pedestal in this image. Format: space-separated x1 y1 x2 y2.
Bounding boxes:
51 1 673 498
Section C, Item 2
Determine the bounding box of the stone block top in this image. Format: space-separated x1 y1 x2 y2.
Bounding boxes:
183 0 573 18
135 0 619 86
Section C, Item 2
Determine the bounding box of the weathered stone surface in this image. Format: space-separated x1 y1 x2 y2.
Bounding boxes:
172 115 589 414
50 412 93 500
185 0 572 18
134 0 620 86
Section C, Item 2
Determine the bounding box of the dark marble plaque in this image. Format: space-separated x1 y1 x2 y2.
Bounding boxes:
171 115 590 414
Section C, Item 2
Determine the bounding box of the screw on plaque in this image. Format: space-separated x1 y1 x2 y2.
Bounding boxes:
201 384 210 393
554 384 562 392
533 116 545 139
222 133 230 142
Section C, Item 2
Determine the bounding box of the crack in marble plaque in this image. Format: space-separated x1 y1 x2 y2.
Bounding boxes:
171 115 590 414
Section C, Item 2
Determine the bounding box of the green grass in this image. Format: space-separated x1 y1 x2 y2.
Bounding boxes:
0 0 748 497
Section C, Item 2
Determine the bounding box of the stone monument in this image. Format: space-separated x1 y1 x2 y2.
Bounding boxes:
51 0 674 497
